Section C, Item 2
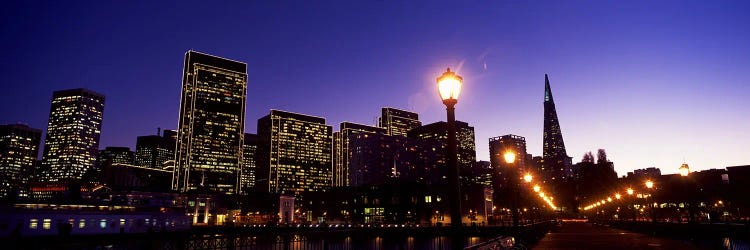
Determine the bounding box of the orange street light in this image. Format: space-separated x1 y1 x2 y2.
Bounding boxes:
503 151 516 164
679 163 690 177
627 188 634 195
437 68 462 102
523 173 533 183
645 180 654 189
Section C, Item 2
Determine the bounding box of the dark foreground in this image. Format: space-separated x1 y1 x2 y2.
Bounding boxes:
534 222 706 250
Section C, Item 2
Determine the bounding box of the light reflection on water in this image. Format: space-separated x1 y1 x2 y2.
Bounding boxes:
170 233 486 250
722 237 749 250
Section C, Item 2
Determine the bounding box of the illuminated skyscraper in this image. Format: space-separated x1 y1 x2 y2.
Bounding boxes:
41 88 105 181
542 74 573 180
135 130 176 169
348 133 433 186
241 133 258 193
333 122 386 187
256 110 332 195
173 51 247 194
98 146 135 166
0 124 42 198
408 121 476 173
378 107 421 137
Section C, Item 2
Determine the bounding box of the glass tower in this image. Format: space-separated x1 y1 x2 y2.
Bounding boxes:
135 132 176 169
173 51 247 194
256 110 332 195
41 88 105 181
333 122 386 187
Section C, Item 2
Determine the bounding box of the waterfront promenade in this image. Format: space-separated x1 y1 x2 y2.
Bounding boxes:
534 222 707 249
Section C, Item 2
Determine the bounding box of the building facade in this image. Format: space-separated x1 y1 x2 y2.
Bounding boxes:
241 133 258 193
333 122 387 187
98 146 135 167
256 110 333 195
41 88 105 181
135 131 176 170
378 108 421 137
0 124 42 199
347 133 434 186
542 74 573 180
173 50 247 194
408 120 477 174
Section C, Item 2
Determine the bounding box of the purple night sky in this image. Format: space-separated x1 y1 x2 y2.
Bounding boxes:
1 1 748 175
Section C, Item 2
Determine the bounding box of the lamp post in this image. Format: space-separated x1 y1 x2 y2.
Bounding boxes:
646 180 656 223
437 68 463 231
678 163 693 224
627 188 636 222
503 151 519 228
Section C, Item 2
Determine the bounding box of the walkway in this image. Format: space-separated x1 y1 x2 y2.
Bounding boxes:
533 221 706 249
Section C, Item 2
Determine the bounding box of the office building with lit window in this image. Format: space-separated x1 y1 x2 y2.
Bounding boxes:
347 132 435 186
408 120 476 174
333 122 386 187
378 107 421 137
0 124 42 199
241 133 258 193
173 50 247 194
256 110 332 195
41 88 105 181
97 147 134 167
135 130 176 170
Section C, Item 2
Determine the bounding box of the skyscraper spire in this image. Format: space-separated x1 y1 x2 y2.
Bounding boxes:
542 74 572 179
544 74 553 103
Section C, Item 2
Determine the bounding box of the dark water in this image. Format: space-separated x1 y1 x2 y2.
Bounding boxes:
105 233 492 250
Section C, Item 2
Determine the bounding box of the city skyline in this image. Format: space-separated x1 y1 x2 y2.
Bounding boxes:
2 1 749 176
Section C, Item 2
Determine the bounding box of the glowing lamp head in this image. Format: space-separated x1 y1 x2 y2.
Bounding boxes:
627 188 634 195
615 194 621 199
437 68 463 102
679 163 690 177
503 151 516 164
523 173 533 183
645 180 654 189
533 185 541 192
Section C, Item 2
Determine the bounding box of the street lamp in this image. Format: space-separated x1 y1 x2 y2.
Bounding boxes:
626 188 636 221
437 68 463 231
533 185 541 193
502 149 520 227
645 180 656 223
678 163 693 223
523 173 533 183
679 163 690 177
503 151 516 164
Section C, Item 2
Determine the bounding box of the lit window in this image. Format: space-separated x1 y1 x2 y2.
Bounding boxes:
43 219 51 230
100 219 107 228
29 219 38 229
425 196 432 203
79 219 86 228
